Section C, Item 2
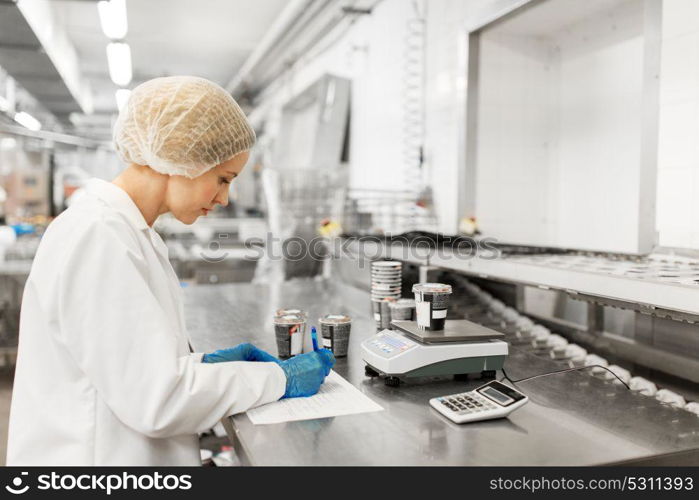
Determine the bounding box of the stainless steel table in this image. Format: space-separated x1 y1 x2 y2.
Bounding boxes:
184 280 699 466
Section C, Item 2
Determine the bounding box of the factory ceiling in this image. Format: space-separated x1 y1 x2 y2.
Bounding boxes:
0 0 85 125
0 0 288 139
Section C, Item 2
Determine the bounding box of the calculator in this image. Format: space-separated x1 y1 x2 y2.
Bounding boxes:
430 380 528 423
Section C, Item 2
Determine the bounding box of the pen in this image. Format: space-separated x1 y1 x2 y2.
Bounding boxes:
311 326 319 351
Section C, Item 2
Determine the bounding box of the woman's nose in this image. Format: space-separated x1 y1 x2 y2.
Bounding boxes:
214 186 229 207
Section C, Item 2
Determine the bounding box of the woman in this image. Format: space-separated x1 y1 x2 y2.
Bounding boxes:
7 76 334 466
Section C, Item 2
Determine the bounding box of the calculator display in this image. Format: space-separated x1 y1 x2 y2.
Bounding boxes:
480 386 514 406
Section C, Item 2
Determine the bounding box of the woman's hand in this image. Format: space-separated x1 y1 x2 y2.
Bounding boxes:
202 343 281 364
279 350 336 398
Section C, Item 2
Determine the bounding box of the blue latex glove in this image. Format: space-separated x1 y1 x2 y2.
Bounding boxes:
279 349 336 398
202 343 281 364
317 348 335 376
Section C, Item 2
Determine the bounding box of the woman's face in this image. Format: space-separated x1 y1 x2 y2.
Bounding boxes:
165 150 250 224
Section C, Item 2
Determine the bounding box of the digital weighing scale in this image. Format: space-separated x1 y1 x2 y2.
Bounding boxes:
361 319 509 386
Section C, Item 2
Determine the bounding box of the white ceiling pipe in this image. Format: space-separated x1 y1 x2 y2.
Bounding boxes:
241 0 380 101
0 123 109 149
15 0 94 114
248 0 354 97
226 0 312 96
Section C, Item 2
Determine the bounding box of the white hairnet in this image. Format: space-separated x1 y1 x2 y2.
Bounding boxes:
113 76 256 178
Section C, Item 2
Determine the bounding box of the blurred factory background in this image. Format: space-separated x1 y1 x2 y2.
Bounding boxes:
1 0 699 462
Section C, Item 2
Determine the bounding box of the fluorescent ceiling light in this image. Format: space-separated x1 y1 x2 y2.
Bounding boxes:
14 111 42 131
115 88 131 110
98 0 128 39
106 42 132 86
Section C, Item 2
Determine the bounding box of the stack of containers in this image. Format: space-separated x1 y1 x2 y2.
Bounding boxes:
370 260 402 329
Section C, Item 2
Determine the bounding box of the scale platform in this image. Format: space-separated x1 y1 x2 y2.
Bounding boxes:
361 320 509 386
391 319 505 344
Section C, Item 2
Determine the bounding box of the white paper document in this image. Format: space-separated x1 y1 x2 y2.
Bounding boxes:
246 371 384 425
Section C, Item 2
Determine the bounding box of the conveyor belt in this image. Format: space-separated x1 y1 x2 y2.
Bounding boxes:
341 237 699 319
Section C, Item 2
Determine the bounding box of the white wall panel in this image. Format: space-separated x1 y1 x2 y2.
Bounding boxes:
251 0 695 247
471 0 646 252
657 0 699 248
250 0 416 194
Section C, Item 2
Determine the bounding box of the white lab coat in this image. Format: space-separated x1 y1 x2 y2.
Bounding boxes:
7 178 286 465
